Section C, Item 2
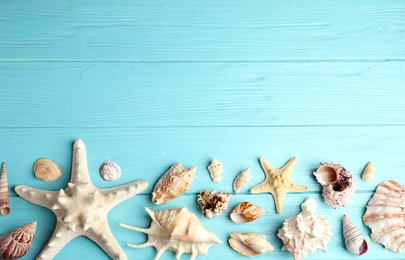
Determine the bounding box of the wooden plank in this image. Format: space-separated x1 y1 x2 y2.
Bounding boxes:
0 0 404 61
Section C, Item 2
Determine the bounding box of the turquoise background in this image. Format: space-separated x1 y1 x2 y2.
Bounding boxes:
1 1 405 259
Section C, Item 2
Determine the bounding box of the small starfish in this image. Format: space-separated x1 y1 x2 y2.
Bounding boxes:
15 140 148 260
250 157 308 214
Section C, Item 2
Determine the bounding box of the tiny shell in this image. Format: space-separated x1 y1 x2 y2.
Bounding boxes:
230 202 264 224
228 233 274 257
343 215 368 256
0 222 36 259
0 163 10 216
99 161 121 181
33 158 62 182
361 162 374 181
197 190 232 218
208 158 223 182
233 167 250 194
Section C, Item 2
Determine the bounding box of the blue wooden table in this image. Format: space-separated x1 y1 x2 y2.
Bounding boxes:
1 1 405 259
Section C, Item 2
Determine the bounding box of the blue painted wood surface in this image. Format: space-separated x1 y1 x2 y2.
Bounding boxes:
0 1 405 259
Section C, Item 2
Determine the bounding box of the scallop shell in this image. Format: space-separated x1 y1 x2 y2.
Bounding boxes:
228 232 273 257
152 162 197 205
33 158 62 182
0 222 37 259
363 180 405 253
99 161 121 181
361 162 374 181
0 163 10 216
278 197 332 260
197 190 232 218
343 215 368 255
208 158 223 182
233 167 250 194
230 202 265 224
313 163 356 209
120 207 222 260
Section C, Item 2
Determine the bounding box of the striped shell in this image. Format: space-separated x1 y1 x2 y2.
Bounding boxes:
343 215 368 255
361 162 374 181
197 190 232 218
228 233 273 257
363 180 405 253
208 158 223 182
33 158 62 182
99 161 121 181
230 202 264 224
0 163 10 216
0 222 36 259
233 167 250 194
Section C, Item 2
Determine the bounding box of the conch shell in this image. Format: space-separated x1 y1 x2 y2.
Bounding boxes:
363 180 405 253
343 215 368 255
228 232 273 257
233 167 250 194
230 202 264 224
120 207 222 260
0 163 10 216
99 161 121 181
313 163 356 209
197 190 232 218
33 158 62 182
208 158 223 182
0 222 37 259
152 162 197 205
361 162 374 181
278 198 332 260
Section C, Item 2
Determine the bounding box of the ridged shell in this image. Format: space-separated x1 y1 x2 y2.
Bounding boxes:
99 161 121 181
233 167 250 194
0 163 10 216
120 207 222 260
343 215 368 255
313 163 356 209
33 158 62 182
361 162 374 181
0 222 36 259
230 202 265 224
197 190 232 218
363 180 405 253
228 233 273 257
152 162 197 205
208 158 223 182
278 198 332 260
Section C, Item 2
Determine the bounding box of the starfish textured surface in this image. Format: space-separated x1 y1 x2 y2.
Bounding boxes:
14 140 148 260
250 157 308 214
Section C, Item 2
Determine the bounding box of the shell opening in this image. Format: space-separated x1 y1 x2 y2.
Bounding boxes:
316 165 337 185
359 239 368 255
1 207 10 216
229 237 259 256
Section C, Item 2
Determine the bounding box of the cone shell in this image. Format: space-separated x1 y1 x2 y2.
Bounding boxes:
233 167 250 194
99 161 121 181
361 162 374 181
230 202 264 224
33 158 62 182
0 222 37 259
363 180 405 253
208 158 223 182
197 190 232 218
120 207 222 260
0 163 10 216
343 215 368 255
228 233 273 257
151 162 197 205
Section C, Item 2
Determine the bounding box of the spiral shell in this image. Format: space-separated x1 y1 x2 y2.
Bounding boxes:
230 202 264 224
0 163 10 216
99 161 121 181
197 190 232 218
233 167 250 194
361 162 374 181
343 215 368 255
228 233 273 257
208 158 223 182
33 158 62 182
0 222 36 259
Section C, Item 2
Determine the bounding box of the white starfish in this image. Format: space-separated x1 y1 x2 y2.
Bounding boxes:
15 140 148 260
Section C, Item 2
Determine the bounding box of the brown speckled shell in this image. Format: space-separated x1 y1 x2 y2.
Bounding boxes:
197 190 232 218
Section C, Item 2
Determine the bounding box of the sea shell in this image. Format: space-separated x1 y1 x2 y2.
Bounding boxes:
197 190 232 218
361 162 374 181
0 222 37 259
152 162 197 205
228 233 273 257
363 180 405 253
343 215 368 255
0 163 10 216
313 163 356 209
33 158 62 182
230 202 265 224
278 197 332 260
120 207 222 260
233 167 250 194
208 158 223 182
99 161 121 181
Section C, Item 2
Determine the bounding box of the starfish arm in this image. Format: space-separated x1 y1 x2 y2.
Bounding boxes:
289 181 309 192
271 190 287 214
279 157 297 178
15 185 59 209
259 156 275 176
250 181 271 194
71 139 92 184
100 180 148 209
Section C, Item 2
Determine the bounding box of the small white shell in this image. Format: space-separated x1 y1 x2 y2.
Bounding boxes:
228 233 273 256
233 167 250 194
361 162 374 181
230 202 264 224
343 215 368 255
99 161 121 181
33 158 62 182
0 163 10 216
208 158 223 182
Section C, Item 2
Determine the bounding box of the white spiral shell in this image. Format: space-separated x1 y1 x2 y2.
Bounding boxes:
343 215 368 255
208 158 223 182
0 163 10 216
233 167 250 194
